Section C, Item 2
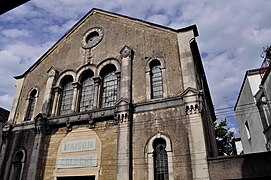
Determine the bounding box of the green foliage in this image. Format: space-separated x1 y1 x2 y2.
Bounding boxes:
214 119 236 156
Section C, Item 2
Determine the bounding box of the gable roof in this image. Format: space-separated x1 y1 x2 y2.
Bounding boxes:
234 68 260 110
15 8 198 79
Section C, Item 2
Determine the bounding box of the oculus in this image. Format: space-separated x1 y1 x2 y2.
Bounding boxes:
82 27 103 48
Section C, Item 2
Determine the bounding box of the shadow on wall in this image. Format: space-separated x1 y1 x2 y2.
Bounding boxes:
208 151 271 179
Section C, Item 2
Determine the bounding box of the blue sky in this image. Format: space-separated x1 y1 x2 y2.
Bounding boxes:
1 0 271 136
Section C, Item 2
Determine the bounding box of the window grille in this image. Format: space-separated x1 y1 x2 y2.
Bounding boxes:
60 81 73 115
153 138 169 180
79 76 94 112
25 90 37 121
101 71 117 108
151 63 163 99
12 151 24 180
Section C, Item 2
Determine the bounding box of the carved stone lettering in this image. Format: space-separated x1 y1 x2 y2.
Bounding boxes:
57 154 97 168
61 139 96 153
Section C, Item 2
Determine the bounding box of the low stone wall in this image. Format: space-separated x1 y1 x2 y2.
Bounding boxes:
208 151 271 179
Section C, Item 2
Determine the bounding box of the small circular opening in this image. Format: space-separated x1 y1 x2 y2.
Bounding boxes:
86 31 99 44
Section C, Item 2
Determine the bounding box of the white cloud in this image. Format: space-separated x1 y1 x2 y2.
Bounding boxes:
2 29 31 38
0 94 14 111
146 14 170 26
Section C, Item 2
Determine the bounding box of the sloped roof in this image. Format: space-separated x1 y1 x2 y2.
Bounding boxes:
15 8 198 79
234 68 260 110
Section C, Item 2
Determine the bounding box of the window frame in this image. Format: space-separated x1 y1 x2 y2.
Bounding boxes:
145 58 167 100
78 71 95 112
10 149 26 180
100 66 118 108
146 133 173 180
59 76 74 116
25 89 38 121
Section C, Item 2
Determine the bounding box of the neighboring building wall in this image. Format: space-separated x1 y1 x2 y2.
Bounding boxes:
235 70 266 154
260 70 271 147
208 151 271 179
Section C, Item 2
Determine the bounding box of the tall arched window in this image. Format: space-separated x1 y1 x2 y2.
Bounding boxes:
100 65 118 108
25 89 37 121
59 76 73 115
11 150 25 180
153 138 169 180
79 71 94 112
150 60 163 99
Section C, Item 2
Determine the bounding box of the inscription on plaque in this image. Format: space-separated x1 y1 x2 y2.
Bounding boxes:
62 139 96 153
57 154 97 168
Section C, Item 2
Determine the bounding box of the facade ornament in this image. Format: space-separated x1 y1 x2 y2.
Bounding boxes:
34 113 49 135
120 46 132 58
88 113 95 129
114 112 129 123
2 121 12 140
185 104 201 115
66 118 72 132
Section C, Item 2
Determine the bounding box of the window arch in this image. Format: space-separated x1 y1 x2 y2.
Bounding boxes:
100 65 118 108
25 89 37 121
146 133 173 180
79 70 95 112
153 138 169 180
150 60 163 99
10 150 26 180
145 58 166 100
59 76 74 115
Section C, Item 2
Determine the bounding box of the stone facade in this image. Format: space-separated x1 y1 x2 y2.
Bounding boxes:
0 9 217 180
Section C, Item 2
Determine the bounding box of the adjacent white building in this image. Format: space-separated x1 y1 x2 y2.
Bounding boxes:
235 47 271 154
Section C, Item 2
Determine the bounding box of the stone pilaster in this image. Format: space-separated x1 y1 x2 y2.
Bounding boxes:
8 78 24 124
42 67 58 115
27 113 49 180
183 89 209 180
116 46 133 180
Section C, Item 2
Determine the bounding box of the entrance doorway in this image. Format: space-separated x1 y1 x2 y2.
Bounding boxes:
57 176 95 180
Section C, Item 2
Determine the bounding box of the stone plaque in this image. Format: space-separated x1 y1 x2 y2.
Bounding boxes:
57 154 97 168
62 139 96 153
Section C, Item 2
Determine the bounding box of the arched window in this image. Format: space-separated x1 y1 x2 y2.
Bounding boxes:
11 150 25 180
150 60 163 99
146 133 173 180
25 89 37 121
59 76 73 115
153 138 169 180
79 71 94 112
100 65 118 108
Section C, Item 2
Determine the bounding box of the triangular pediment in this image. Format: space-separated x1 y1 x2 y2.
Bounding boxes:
15 8 197 79
180 87 201 97
115 97 130 106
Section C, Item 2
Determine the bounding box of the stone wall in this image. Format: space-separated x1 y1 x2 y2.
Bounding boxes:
132 107 193 180
208 152 271 179
42 122 118 180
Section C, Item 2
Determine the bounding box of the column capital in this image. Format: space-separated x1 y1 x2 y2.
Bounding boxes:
93 76 101 84
72 82 81 88
120 45 133 58
115 71 121 78
47 66 58 78
53 86 62 93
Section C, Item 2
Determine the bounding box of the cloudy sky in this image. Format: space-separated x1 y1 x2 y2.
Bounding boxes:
1 0 271 135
